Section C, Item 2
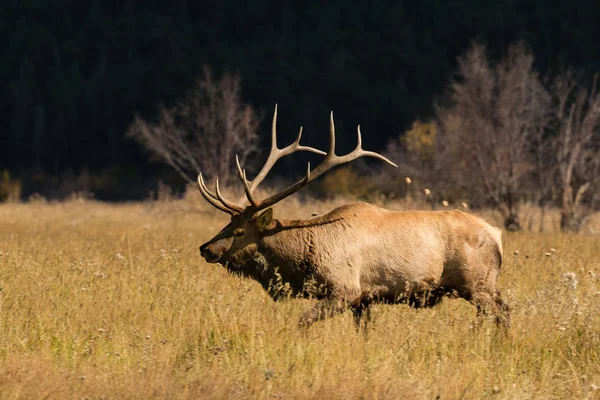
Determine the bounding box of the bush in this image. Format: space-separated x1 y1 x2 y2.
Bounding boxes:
317 166 377 200
0 170 22 203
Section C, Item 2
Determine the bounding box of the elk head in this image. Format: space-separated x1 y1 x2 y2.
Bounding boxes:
198 105 397 270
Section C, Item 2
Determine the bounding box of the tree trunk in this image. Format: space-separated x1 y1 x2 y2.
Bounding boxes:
539 205 546 233
560 211 583 233
504 212 522 232
560 182 590 233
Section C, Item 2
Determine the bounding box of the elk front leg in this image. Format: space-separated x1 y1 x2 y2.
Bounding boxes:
299 297 354 329
351 300 372 332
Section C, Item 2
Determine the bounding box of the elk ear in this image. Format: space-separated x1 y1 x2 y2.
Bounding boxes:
256 208 273 230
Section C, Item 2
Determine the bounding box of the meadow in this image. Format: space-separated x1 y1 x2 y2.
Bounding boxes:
1 192 599 399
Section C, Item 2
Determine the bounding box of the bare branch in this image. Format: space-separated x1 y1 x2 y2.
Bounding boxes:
127 66 262 185
550 71 600 231
435 41 550 230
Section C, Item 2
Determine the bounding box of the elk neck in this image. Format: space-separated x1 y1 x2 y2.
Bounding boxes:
258 217 316 269
229 217 319 298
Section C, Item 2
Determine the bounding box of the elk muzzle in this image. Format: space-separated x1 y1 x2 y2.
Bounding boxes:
199 243 221 263
199 235 234 263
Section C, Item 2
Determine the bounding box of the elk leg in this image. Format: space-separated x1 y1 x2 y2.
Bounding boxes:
409 289 445 308
470 290 511 330
298 297 354 329
493 290 511 329
351 299 372 332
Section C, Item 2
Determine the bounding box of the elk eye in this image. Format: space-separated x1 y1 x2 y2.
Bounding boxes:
233 228 245 237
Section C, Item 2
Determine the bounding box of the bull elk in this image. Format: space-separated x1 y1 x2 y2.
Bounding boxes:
198 106 510 330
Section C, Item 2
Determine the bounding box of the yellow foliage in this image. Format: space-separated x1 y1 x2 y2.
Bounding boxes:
320 166 374 199
403 120 437 160
0 170 22 203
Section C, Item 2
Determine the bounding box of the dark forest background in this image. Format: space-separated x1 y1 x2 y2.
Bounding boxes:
2 0 600 200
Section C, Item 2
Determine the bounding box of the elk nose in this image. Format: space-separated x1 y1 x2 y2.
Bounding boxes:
199 243 217 261
199 244 208 257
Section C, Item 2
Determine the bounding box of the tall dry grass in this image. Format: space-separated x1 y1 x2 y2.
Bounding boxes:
1 196 600 399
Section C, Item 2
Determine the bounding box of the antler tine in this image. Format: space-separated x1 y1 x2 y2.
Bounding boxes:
235 155 259 208
291 126 327 156
215 178 245 214
272 104 278 148
333 125 398 168
280 126 327 158
197 173 237 215
198 174 220 202
234 105 282 204
328 111 336 156
310 123 398 177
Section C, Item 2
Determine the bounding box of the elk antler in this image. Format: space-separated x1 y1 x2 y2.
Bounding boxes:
197 105 325 214
234 104 327 206
197 173 244 215
240 111 398 212
198 106 397 215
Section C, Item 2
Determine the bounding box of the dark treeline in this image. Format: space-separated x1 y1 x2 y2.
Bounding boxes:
2 0 600 199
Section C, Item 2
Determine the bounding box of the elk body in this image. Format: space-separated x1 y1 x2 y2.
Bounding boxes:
198 107 510 329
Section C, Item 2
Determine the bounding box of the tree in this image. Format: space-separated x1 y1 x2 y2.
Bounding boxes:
435 42 550 231
549 71 600 233
382 119 447 200
530 103 555 232
127 67 262 184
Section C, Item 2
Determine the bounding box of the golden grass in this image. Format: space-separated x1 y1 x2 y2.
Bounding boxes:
1 198 600 399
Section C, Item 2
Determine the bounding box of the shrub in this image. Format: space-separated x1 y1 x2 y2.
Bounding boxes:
317 166 376 200
0 170 22 203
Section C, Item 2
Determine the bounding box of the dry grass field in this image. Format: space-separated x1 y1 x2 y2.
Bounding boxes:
1 194 600 399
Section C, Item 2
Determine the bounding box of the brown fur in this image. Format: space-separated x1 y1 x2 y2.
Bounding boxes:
200 202 510 330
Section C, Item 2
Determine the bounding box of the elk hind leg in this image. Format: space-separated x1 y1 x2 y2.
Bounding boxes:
299 297 355 329
470 290 510 330
493 290 511 328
